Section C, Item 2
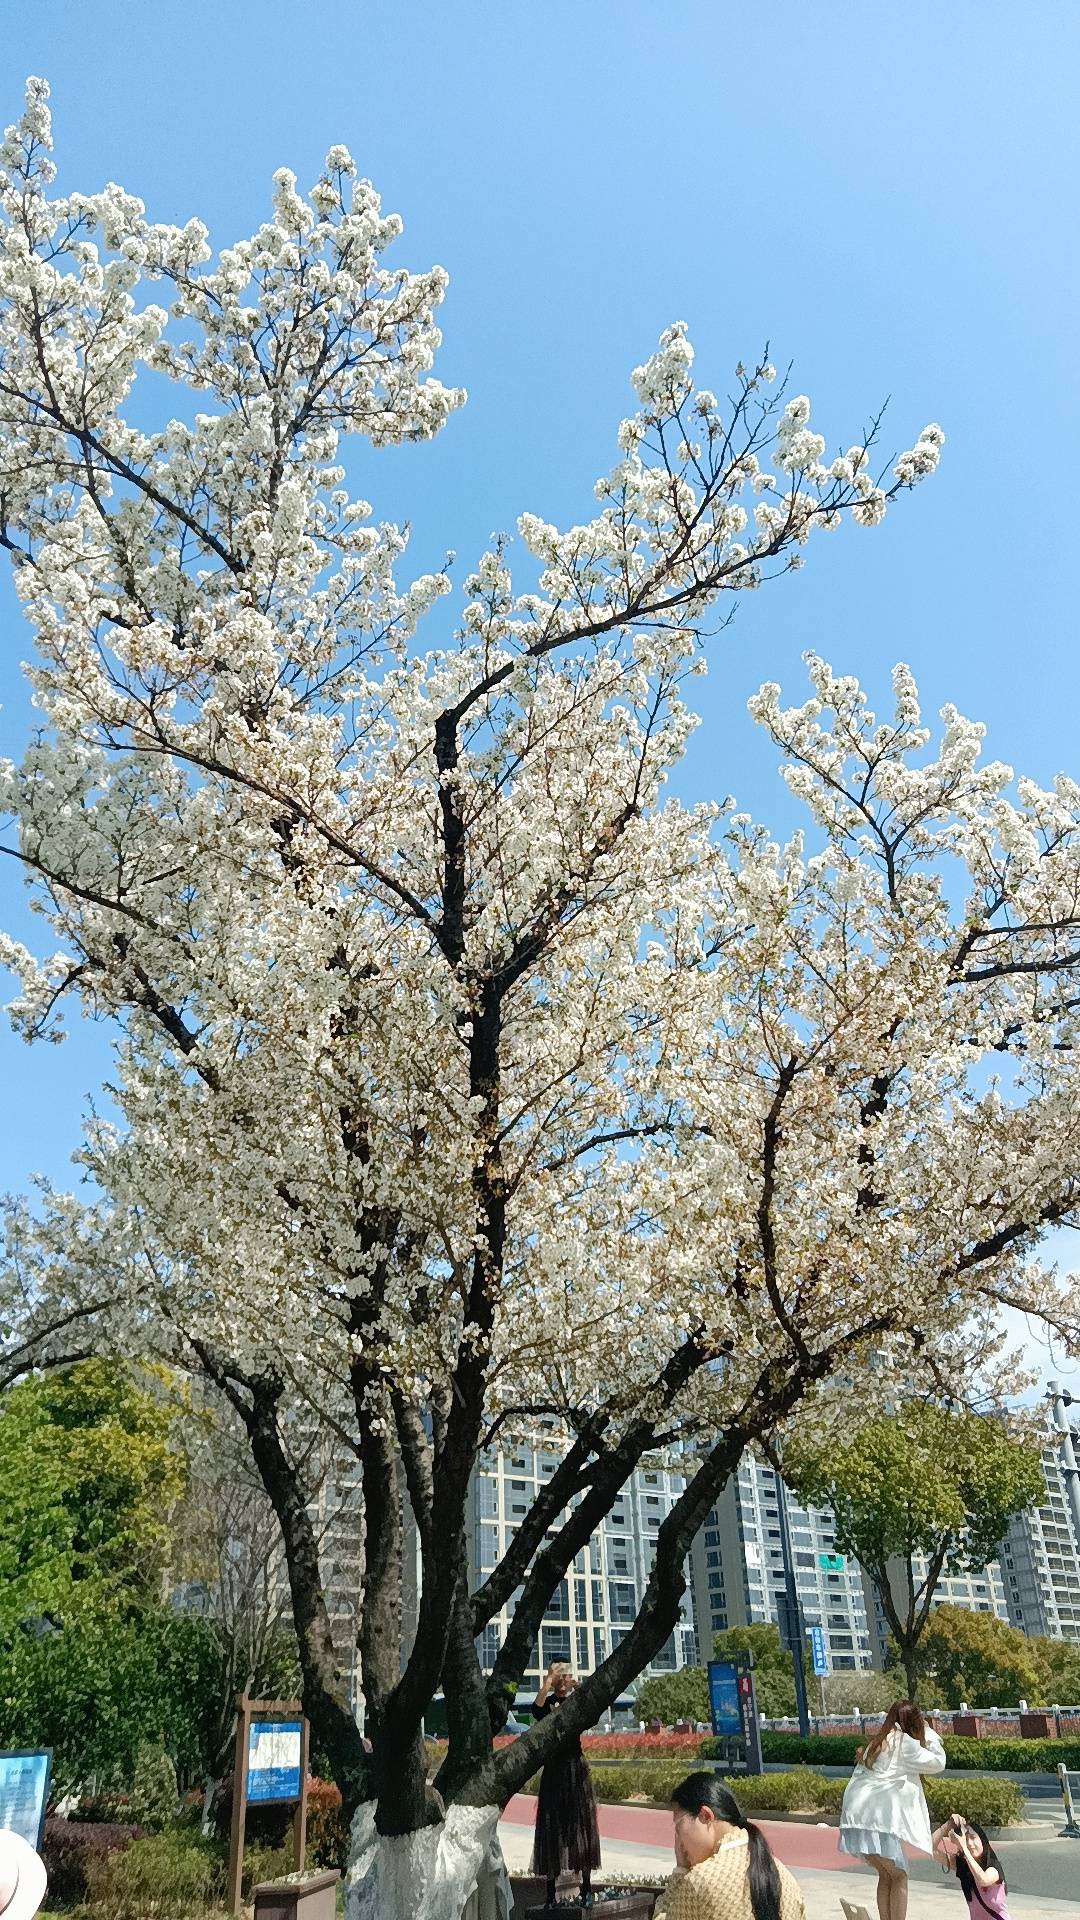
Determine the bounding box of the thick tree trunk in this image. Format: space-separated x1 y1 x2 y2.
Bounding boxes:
245 1393 369 1814
344 1800 510 1920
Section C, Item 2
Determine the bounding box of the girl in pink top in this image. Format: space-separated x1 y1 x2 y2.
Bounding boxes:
931 1815 1011 1918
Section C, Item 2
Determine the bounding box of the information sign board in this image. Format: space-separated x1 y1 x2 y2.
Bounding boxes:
246 1719 303 1805
706 1656 762 1775
707 1661 741 1737
808 1623 828 1677
0 1749 51 1848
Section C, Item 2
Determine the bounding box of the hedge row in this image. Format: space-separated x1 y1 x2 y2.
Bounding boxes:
526 1763 1025 1829
733 1730 1080 1772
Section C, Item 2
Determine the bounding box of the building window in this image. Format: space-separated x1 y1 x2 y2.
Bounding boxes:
608 1581 636 1623
542 1626 571 1666
478 1521 498 1568
544 1581 569 1621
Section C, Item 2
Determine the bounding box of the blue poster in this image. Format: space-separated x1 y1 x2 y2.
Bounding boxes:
0 1750 51 1848
707 1661 741 1737
246 1720 303 1805
808 1624 828 1677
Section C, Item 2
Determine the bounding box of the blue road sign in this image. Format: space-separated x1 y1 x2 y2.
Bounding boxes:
808 1624 828 1677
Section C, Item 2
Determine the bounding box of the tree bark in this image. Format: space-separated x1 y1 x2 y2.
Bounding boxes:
244 1390 370 1816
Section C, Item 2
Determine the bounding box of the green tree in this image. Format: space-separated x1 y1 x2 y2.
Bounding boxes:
0 1605 300 1796
634 1668 709 1725
819 1669 896 1716
1032 1634 1080 1705
906 1604 1044 1708
787 1406 1044 1700
0 1359 185 1639
712 1624 812 1719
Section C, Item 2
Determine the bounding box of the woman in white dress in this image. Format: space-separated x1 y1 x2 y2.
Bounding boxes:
839 1700 946 1920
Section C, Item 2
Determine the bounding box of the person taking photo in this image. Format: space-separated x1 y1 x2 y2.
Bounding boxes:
530 1661 601 1908
932 1814 1012 1919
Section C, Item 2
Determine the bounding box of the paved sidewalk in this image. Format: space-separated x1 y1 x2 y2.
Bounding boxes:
498 1798 1078 1917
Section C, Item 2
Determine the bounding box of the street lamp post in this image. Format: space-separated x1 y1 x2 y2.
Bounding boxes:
775 1474 811 1738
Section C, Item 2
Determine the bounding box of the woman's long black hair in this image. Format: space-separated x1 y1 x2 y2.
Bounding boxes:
671 1772 782 1920
952 1821 1006 1914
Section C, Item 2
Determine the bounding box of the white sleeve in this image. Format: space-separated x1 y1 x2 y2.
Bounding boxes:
901 1728 946 1773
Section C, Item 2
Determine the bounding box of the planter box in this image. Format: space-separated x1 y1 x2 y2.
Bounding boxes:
253 1869 340 1920
524 1899 655 1919
510 1877 658 1919
1018 1711 1055 1739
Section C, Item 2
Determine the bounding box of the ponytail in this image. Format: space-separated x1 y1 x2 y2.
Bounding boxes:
670 1773 782 1920
745 1820 783 1920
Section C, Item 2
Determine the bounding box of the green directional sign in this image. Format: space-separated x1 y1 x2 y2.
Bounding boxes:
818 1552 844 1570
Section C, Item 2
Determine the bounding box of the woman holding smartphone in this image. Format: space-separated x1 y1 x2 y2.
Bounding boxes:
932 1814 1012 1918
530 1662 601 1908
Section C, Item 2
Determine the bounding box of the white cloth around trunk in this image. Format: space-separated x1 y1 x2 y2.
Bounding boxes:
839 1726 946 1859
344 1800 511 1920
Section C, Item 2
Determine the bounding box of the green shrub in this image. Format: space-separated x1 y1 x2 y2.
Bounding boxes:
586 1761 689 1804
758 1732 861 1765
724 1768 834 1812
654 1767 1024 1829
85 1830 221 1919
923 1776 1025 1828
41 1818 147 1907
943 1735 1080 1772
751 1730 1080 1773
241 1843 295 1895
130 1740 180 1831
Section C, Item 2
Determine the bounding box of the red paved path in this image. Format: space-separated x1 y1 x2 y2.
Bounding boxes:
502 1795 861 1873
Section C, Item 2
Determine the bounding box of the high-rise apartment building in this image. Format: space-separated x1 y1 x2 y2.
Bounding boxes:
690 1453 873 1672
1000 1429 1080 1644
467 1431 698 1703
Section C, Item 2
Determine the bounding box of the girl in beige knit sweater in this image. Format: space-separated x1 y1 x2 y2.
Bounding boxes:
653 1774 805 1920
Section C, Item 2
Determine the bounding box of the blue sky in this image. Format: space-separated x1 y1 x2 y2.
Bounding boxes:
2 2 1079 1385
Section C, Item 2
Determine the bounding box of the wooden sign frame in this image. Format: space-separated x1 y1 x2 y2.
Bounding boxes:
227 1695 311 1915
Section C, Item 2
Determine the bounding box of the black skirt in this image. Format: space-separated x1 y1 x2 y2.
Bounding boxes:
530 1700 602 1878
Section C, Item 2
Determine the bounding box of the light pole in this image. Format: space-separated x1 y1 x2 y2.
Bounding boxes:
1047 1381 1080 1546
775 1475 811 1737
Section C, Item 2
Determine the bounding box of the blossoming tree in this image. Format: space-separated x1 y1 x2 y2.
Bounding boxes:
3 77 1080 1918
